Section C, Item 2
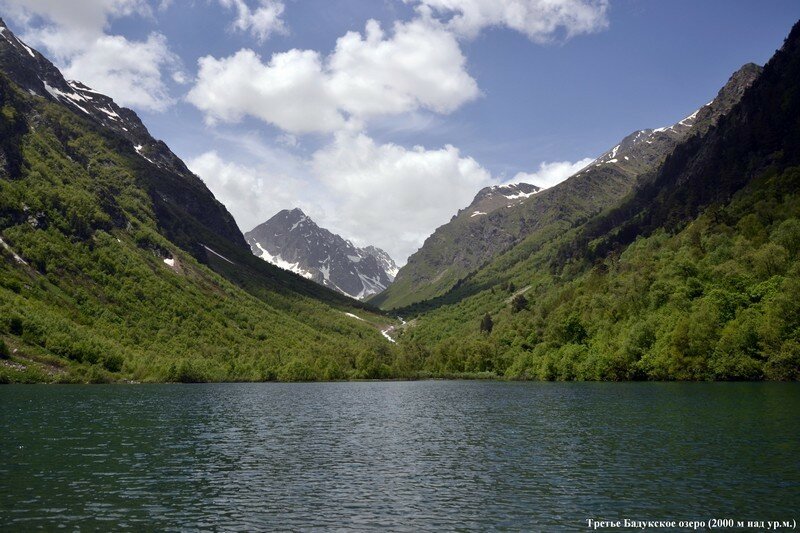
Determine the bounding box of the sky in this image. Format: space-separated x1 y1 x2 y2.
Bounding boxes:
1 0 799 264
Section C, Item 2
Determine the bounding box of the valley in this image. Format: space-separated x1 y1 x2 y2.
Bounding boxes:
1 16 798 383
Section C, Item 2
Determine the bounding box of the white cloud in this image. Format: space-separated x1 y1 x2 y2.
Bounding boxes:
188 48 344 133
327 18 479 117
312 132 492 263
508 158 594 188
411 0 609 42
189 132 492 264
188 150 316 234
62 33 180 112
219 0 287 42
0 0 151 42
187 17 479 134
0 0 182 112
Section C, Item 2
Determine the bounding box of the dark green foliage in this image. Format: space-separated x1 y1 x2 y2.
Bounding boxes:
511 294 528 313
167 360 210 383
0 77 28 180
480 313 493 334
0 339 9 359
560 314 587 344
398 167 800 381
8 316 22 335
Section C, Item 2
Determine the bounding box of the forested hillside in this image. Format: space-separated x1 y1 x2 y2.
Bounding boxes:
0 23 399 383
1 16 798 383
392 22 800 381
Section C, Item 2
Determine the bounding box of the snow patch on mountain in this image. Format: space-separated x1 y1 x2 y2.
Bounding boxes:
254 242 314 279
245 209 398 299
457 183 542 221
202 245 235 265
504 190 538 200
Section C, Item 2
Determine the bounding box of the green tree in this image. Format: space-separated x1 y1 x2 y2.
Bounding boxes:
562 314 587 345
771 219 800 256
480 313 493 334
511 294 528 313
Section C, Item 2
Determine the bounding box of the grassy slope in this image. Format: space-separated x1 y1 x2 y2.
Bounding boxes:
372 164 635 310
0 77 401 383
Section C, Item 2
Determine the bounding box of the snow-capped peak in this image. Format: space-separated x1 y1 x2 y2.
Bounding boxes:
245 210 398 299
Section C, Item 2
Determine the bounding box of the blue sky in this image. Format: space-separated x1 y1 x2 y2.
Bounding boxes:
2 0 799 263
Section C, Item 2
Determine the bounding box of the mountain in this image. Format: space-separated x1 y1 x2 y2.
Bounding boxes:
362 246 399 281
371 63 762 310
0 19 245 252
245 209 398 299
461 183 542 219
0 19 400 384
2 12 797 384
393 21 800 381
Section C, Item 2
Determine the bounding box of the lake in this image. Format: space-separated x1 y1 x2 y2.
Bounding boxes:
1 382 798 530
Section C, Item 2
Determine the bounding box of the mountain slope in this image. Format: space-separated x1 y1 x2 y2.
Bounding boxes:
0 18 244 251
245 208 398 299
0 18 384 310
394 22 800 381
371 63 762 310
0 20 400 383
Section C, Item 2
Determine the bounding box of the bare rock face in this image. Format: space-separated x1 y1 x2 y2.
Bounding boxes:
246 209 398 300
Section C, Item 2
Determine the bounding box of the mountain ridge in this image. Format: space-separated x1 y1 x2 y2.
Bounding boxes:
245 208 398 299
371 62 762 310
0 17 247 254
391 22 800 381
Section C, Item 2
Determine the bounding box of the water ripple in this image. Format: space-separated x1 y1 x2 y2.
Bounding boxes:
1 382 799 530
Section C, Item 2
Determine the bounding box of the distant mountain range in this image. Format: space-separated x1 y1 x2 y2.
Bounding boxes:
245 209 398 299
370 63 762 310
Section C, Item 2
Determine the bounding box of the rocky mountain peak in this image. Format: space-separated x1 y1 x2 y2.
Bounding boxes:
457 182 542 220
473 183 541 203
245 210 398 300
362 245 400 281
723 63 763 96
274 207 312 228
699 62 763 122
589 62 762 173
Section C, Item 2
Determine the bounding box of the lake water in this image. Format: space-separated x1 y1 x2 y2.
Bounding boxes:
1 382 798 530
